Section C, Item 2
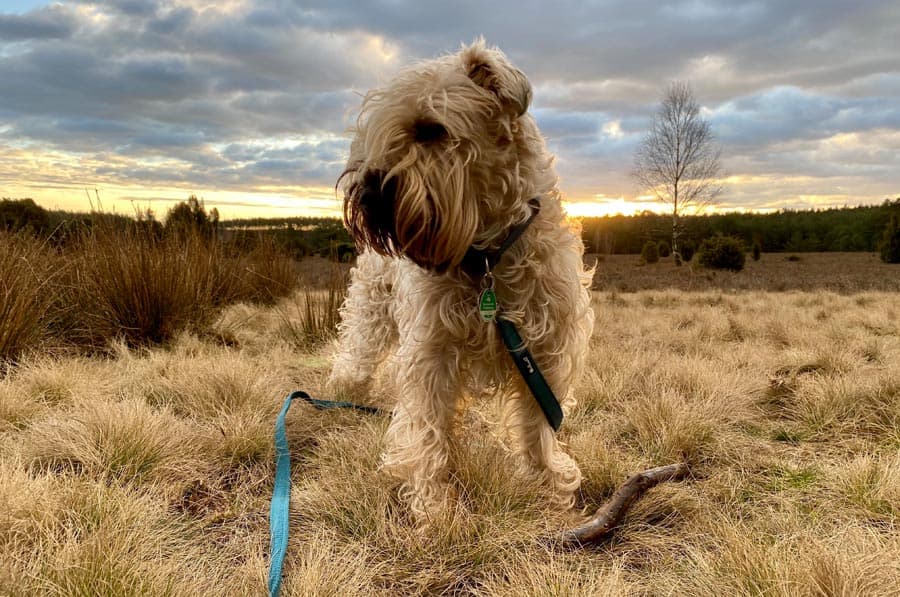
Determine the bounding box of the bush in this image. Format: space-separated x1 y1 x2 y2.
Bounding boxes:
0 198 51 235
752 242 761 261
165 195 219 241
697 236 746 272
680 240 696 263
276 276 346 350
657 240 671 258
879 214 900 263
640 240 659 264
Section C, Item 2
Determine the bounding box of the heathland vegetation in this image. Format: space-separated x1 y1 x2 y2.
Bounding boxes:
2 195 900 593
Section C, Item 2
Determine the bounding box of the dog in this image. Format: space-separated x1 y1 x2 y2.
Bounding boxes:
329 40 594 519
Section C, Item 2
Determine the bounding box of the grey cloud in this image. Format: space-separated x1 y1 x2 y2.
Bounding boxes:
711 86 900 148
70 0 158 17
0 6 75 40
146 7 194 35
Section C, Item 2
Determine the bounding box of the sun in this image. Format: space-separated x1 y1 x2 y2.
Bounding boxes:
563 196 666 218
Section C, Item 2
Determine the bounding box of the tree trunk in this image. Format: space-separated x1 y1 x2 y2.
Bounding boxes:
672 183 681 266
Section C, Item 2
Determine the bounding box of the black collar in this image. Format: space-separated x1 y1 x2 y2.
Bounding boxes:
460 198 541 279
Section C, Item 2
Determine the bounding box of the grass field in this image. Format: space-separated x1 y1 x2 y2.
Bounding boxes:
3 273 899 595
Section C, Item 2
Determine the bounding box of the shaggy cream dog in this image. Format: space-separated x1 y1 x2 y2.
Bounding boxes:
329 40 594 518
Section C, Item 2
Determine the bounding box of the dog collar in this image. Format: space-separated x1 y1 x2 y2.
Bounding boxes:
460 197 541 278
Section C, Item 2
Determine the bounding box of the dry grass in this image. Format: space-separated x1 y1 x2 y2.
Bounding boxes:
0 233 65 365
66 224 235 348
1 289 899 595
593 252 900 293
0 223 300 362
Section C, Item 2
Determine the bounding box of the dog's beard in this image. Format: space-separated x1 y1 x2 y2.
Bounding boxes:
343 152 479 273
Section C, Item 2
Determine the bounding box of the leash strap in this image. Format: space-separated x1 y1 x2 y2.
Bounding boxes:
268 390 383 596
496 318 563 431
268 391 300 597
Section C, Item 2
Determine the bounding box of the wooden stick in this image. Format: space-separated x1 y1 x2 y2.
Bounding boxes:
560 462 690 545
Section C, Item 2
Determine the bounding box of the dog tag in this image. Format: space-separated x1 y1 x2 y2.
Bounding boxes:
478 287 498 321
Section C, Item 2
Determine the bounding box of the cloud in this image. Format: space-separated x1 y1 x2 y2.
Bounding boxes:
0 0 897 215
0 5 75 40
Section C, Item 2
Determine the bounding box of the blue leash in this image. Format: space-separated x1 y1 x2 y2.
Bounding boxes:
267 390 383 597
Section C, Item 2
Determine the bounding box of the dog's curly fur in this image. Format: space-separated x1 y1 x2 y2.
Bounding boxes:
329 40 594 518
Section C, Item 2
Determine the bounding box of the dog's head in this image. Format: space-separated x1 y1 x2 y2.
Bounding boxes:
339 40 537 272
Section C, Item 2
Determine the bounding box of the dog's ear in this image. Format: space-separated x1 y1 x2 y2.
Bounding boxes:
461 41 532 117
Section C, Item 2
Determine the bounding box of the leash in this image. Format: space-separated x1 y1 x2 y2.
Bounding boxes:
495 318 563 431
268 198 561 593
467 198 564 430
267 390 384 597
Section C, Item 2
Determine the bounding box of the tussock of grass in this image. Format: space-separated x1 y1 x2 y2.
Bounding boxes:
230 238 298 306
624 389 719 462
0 232 62 365
67 224 235 348
0 384 46 432
276 533 386 597
20 399 188 484
474 551 632 596
275 283 346 351
834 453 900 521
141 351 286 418
0 465 209 597
2 289 899 593
1 220 300 362
11 356 115 405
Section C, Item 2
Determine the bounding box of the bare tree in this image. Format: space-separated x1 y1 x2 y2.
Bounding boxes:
632 81 723 264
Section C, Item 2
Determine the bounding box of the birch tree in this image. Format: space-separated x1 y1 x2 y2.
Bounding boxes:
632 82 723 264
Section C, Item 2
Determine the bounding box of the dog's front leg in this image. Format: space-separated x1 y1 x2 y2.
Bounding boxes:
381 335 460 521
503 377 582 510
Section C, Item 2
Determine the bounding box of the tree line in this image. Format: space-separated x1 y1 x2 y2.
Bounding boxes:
3 196 898 258
580 199 900 255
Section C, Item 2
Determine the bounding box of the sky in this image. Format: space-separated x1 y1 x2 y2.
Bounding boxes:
1 1 898 220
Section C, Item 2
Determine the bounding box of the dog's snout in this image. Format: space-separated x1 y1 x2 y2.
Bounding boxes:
412 119 448 144
359 170 398 206
360 170 386 203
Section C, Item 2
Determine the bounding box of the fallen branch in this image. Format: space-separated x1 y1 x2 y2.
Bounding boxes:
560 462 690 546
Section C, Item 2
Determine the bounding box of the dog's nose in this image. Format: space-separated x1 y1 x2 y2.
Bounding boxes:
361 170 385 203
359 170 397 209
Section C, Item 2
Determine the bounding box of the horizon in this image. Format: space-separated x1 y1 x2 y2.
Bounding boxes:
2 1 899 219
13 194 898 224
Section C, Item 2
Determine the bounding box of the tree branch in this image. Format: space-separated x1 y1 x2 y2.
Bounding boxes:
559 462 690 546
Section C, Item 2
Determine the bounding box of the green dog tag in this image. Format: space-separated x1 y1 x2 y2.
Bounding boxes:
479 288 498 321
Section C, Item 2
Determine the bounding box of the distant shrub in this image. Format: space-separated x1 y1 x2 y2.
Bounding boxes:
640 240 659 264
752 242 761 261
787 255 801 262
698 236 746 272
679 240 696 263
165 195 219 241
0 198 51 235
657 240 671 258
879 213 900 263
